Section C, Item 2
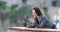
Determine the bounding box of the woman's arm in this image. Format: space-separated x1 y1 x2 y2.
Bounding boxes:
38 16 48 28
27 23 36 28
27 18 36 28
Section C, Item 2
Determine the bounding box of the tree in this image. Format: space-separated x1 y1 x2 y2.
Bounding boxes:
0 1 7 26
9 4 19 26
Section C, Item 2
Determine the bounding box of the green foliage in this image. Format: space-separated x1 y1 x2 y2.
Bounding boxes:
10 4 19 14
4 7 11 13
19 4 31 17
0 1 7 13
0 1 6 6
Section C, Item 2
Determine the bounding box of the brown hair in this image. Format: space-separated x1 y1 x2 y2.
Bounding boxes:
33 7 42 16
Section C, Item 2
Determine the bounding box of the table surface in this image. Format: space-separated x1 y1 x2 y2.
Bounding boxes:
8 27 60 32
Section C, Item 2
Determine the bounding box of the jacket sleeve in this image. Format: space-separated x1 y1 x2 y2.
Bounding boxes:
27 22 36 28
38 16 48 28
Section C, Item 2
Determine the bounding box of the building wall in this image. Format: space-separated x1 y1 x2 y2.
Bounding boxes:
56 0 60 6
47 7 58 22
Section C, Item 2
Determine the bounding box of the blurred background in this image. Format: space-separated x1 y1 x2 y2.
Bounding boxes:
0 0 60 32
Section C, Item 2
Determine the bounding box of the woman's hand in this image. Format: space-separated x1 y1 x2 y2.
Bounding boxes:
28 18 35 23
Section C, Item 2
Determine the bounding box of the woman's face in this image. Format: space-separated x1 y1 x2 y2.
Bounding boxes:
32 10 37 17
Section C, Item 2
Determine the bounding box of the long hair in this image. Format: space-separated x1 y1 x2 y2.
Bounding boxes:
33 7 42 16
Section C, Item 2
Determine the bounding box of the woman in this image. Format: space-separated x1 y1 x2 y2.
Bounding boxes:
27 7 57 29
